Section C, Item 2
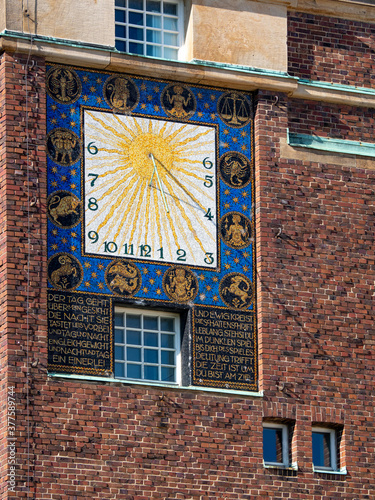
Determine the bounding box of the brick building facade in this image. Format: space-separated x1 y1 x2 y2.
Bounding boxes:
0 0 374 498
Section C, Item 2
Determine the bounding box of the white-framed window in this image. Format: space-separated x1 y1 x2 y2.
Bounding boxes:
263 423 290 468
114 307 181 384
115 0 184 60
312 427 338 471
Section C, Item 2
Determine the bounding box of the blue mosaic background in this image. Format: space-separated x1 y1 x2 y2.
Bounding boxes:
47 66 255 310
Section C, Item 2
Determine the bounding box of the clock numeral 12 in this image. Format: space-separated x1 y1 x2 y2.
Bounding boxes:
139 244 151 257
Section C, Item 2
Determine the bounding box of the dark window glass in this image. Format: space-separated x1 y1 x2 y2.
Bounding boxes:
263 427 283 463
312 432 332 468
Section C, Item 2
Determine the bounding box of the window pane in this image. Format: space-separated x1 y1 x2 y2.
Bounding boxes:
312 432 332 468
147 45 161 57
129 11 144 25
126 314 141 329
129 0 143 9
144 316 158 330
127 363 142 379
115 0 126 7
145 365 158 380
263 427 283 463
161 317 174 332
115 40 126 51
127 347 141 362
164 17 178 31
115 329 124 344
161 333 174 348
146 0 161 13
147 30 161 43
127 330 141 345
115 25 127 38
164 2 177 15
115 10 126 23
144 331 158 347
164 32 178 46
146 14 161 28
161 350 174 365
115 362 125 377
115 345 125 360
161 366 175 382
163 47 178 60
144 349 158 363
129 42 144 55
129 27 144 41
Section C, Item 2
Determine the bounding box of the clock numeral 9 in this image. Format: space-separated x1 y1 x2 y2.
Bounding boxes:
88 231 99 244
87 142 98 155
203 157 213 169
204 208 214 222
104 241 118 253
176 249 186 261
88 197 98 211
203 175 213 188
204 253 214 265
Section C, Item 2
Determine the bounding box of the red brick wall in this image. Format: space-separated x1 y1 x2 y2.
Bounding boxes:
288 98 375 142
288 11 375 87
1 54 374 499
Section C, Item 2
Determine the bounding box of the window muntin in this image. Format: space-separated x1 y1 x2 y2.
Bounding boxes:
115 0 183 60
263 423 289 467
114 307 180 384
312 427 337 471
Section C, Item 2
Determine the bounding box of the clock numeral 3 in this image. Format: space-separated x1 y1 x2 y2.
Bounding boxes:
176 249 186 261
104 241 118 253
88 197 98 211
87 142 98 155
204 253 214 265
204 208 214 221
88 231 99 244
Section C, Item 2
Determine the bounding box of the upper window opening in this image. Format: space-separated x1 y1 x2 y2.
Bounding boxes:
263 423 290 468
312 427 338 471
114 307 181 384
115 0 184 60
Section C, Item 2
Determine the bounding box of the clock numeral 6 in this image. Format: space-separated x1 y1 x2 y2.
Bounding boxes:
104 241 118 253
176 249 186 261
87 141 99 155
204 253 214 265
88 197 98 211
204 208 214 222
203 157 213 169
88 231 99 244
203 175 213 188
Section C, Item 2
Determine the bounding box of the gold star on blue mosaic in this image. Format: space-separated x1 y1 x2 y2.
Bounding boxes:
52 166 58 173
199 294 206 301
210 94 216 101
149 278 155 285
70 245 77 252
52 229 58 236
51 104 57 111
70 169 77 176
225 249 231 256
143 268 148 274
61 237 67 244
70 121 76 128
143 287 149 293
141 103 146 109
243 265 249 272
224 202 230 209
51 181 57 187
212 276 219 283
241 144 247 151
223 129 229 135
206 285 212 291
98 283 104 290
243 252 250 259
204 103 209 109
82 95 89 102
234 258 239 264
223 143 229 148
197 92 203 99
213 295 219 302
197 112 203 117
156 288 162 295
61 113 67 119
70 183 77 190
70 231 77 238
154 105 160 112
232 137 238 143
91 272 98 279
233 197 239 203
147 95 153 101
96 78 102 84
84 262 91 268
199 274 205 281
154 86 160 93
224 189 230 195
51 118 57 125
224 263 231 270
241 130 247 137
156 270 162 276
61 175 67 181
242 205 248 211
90 86 96 93
210 113 216 121
52 244 58 250
83 76 89 82
96 97 103 104
141 83 147 91
242 191 249 198
85 281 91 287
70 108 76 115
98 263 104 270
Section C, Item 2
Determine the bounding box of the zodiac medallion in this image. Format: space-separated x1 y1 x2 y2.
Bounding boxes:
103 75 139 112
217 91 252 128
46 128 81 167
219 151 252 188
163 267 199 303
220 212 252 249
105 261 141 297
46 67 82 104
47 191 81 228
161 83 196 119
219 273 253 309
48 253 83 290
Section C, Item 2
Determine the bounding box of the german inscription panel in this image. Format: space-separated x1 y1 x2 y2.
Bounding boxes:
48 290 112 375
192 306 257 391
